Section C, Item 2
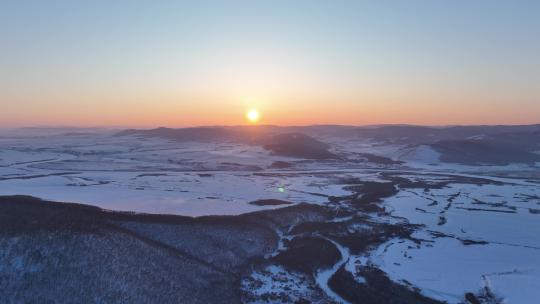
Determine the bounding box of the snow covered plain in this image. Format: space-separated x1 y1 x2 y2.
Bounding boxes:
0 131 354 216
370 180 540 303
1 128 539 303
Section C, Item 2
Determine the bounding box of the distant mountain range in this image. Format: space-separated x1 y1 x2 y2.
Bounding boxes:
117 124 540 165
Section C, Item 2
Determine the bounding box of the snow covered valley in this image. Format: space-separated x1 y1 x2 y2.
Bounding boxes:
1 126 539 303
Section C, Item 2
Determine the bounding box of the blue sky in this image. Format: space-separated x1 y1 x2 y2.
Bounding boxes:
1 0 539 126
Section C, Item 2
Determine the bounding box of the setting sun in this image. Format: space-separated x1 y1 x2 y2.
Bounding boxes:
246 109 260 123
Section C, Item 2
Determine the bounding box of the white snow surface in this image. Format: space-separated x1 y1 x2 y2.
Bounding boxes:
2 129 540 302
0 132 355 216
369 182 540 303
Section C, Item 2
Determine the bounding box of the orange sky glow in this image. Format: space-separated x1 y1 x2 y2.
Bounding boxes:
1 1 539 128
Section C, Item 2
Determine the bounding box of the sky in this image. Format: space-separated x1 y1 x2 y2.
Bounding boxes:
1 0 539 127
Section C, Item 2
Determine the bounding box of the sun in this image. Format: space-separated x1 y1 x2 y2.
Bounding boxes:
246 109 260 123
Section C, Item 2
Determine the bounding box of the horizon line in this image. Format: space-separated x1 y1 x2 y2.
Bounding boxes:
2 122 540 130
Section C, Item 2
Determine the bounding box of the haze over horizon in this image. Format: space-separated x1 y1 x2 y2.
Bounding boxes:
2 0 539 127
3 122 540 131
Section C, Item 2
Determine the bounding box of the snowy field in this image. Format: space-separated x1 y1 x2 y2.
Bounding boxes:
0 131 358 215
369 180 540 303
1 129 539 303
